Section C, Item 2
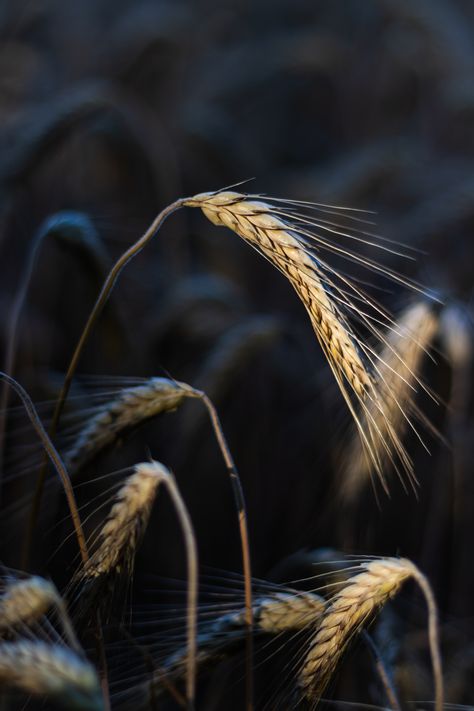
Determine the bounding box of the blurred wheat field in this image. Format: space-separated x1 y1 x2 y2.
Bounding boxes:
0 1 473 709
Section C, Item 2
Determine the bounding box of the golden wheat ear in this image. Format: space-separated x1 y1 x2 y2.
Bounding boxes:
64 377 198 474
184 190 435 496
0 640 103 710
298 557 443 711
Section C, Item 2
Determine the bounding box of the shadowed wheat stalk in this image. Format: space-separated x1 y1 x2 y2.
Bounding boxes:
0 640 103 710
298 557 443 711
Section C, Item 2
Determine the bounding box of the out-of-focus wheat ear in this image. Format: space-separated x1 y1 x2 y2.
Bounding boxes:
64 378 198 475
439 303 473 415
0 211 107 482
185 191 373 400
0 575 78 649
0 640 103 710
298 557 443 711
340 300 440 502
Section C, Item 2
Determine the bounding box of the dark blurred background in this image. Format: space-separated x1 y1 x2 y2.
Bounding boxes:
0 0 473 707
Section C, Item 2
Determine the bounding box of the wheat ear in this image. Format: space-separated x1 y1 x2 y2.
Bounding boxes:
79 461 198 708
185 191 372 399
65 378 198 474
342 300 439 500
82 463 164 579
299 557 443 711
0 640 103 710
0 575 79 649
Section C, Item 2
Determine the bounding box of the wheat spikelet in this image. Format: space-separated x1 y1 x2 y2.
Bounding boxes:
185 191 372 399
82 462 164 579
0 640 103 710
65 378 196 473
341 300 439 499
0 576 59 632
298 557 443 710
298 558 412 701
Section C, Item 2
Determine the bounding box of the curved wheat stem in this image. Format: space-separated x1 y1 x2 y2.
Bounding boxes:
341 300 439 500
298 557 443 711
0 211 107 482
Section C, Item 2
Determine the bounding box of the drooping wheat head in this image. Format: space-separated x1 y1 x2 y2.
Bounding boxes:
64 378 197 474
80 462 164 581
185 189 424 491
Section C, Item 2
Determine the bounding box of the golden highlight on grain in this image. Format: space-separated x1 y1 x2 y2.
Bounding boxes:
185 191 372 399
0 640 103 710
298 557 443 711
83 462 164 578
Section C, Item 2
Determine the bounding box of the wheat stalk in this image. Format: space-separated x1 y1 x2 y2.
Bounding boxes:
341 299 439 499
0 640 103 710
64 378 197 473
298 557 443 711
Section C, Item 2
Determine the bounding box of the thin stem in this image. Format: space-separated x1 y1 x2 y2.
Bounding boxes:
23 198 186 568
159 468 198 711
0 225 45 476
362 631 401 711
409 565 444 711
196 391 254 711
0 371 88 566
